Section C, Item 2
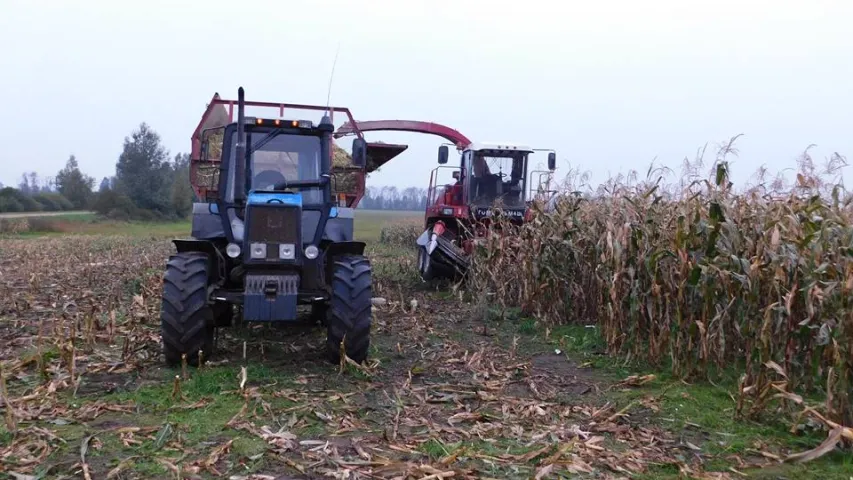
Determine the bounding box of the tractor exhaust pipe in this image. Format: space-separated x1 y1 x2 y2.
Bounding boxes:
234 86 247 204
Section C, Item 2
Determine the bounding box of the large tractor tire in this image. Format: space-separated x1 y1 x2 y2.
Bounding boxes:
325 255 372 364
160 252 215 367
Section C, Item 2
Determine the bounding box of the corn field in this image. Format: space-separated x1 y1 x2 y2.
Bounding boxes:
379 223 422 248
470 142 853 432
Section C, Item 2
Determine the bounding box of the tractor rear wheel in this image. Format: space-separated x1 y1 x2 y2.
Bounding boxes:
160 252 215 367
325 255 372 364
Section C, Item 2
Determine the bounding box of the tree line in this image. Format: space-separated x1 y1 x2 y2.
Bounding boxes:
0 123 193 219
0 122 427 218
360 186 427 211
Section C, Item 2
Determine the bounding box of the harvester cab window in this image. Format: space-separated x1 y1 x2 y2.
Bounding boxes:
470 152 527 207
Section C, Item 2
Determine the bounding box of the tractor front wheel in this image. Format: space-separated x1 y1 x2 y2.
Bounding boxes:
160 252 215 367
325 255 372 364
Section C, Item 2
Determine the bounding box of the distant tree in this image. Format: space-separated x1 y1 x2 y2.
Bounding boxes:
358 185 426 210
39 176 56 192
18 173 31 194
169 153 194 217
114 123 173 215
99 177 111 192
56 155 95 209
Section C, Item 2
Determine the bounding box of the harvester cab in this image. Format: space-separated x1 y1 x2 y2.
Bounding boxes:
159 87 406 367
416 143 557 280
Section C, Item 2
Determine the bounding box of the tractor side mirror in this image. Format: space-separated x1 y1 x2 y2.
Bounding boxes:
547 152 556 171
352 138 367 168
438 145 449 164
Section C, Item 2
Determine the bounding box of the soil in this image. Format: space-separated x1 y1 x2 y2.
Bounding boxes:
0 236 821 479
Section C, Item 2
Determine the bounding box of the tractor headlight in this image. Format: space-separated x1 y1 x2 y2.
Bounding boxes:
442 208 454 216
250 243 267 259
279 243 295 260
304 245 319 259
226 243 241 258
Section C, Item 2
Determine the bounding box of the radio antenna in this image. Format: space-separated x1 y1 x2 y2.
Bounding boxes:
325 41 341 111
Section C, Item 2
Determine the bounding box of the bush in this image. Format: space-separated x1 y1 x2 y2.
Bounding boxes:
0 187 43 213
55 194 75 211
469 145 853 431
92 189 138 219
0 196 24 213
379 223 421 248
17 195 42 212
32 192 74 212
32 194 59 211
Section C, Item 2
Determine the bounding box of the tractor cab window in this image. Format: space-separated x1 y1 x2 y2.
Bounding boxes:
226 131 324 204
468 151 527 207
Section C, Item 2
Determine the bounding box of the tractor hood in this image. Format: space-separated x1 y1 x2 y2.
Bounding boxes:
366 142 408 173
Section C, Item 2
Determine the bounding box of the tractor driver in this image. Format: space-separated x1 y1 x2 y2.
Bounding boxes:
472 155 490 177
252 151 295 190
471 154 498 203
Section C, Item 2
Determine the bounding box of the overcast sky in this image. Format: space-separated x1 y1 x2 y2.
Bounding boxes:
1 0 851 192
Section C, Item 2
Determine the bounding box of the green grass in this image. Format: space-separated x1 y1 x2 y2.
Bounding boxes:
548 324 850 479
7 208 420 240
26 363 300 477
353 209 421 242
0 211 94 220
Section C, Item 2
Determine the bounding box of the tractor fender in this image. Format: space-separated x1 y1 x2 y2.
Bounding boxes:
323 241 366 259
171 239 226 282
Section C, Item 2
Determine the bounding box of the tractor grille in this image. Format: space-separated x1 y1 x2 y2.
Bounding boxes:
246 205 301 245
245 274 299 294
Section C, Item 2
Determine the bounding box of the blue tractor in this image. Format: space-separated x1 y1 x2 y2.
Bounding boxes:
159 87 406 366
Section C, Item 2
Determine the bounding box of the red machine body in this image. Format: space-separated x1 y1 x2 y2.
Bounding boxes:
334 119 553 280
335 120 472 150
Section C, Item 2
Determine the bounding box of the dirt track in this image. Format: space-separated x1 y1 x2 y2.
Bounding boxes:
0 210 92 219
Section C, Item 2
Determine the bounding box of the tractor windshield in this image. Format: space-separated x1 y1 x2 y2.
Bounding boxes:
468 151 527 207
225 130 324 204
